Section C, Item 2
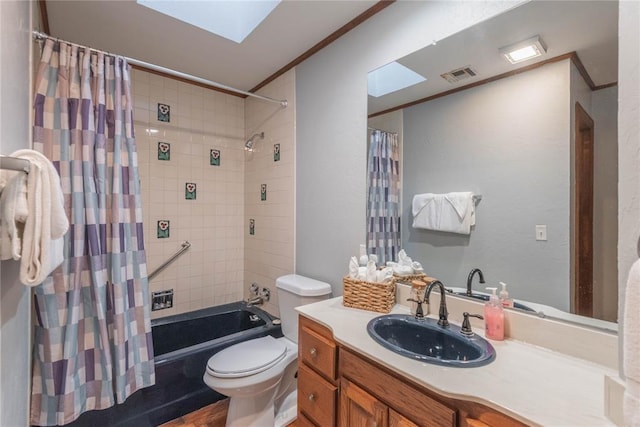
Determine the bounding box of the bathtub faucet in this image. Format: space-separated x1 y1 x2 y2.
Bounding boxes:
246 286 270 307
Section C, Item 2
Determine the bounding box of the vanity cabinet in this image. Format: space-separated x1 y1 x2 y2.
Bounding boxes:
298 316 338 426
298 315 528 427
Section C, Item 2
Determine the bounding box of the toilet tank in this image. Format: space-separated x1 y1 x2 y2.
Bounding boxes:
276 274 332 343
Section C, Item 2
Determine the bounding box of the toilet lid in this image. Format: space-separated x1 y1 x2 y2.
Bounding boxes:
207 336 287 378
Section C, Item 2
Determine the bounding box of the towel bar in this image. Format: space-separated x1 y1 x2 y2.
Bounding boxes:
0 156 30 173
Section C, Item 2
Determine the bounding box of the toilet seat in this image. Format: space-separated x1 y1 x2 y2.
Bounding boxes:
207 336 287 378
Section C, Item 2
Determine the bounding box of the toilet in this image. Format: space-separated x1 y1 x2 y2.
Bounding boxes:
203 274 332 427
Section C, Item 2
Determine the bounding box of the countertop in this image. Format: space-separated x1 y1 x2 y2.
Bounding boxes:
296 297 617 427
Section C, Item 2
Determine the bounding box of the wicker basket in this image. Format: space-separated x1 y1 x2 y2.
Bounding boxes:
342 276 396 313
391 272 429 285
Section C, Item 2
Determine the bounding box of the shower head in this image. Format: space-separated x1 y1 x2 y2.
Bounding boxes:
244 132 264 152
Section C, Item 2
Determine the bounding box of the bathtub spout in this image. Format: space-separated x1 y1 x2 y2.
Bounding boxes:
246 296 265 307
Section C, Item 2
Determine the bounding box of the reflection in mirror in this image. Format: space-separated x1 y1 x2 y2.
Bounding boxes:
367 1 618 331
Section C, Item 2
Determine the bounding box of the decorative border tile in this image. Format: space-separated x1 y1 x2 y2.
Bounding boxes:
260 184 267 201
185 182 197 200
157 103 170 122
274 144 280 162
249 219 255 235
158 142 171 161
210 149 221 166
157 220 170 238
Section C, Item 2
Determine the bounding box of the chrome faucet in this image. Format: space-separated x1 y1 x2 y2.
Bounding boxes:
466 268 485 297
424 280 449 327
246 286 270 307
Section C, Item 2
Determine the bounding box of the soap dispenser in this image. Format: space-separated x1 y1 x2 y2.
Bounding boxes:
499 282 514 308
484 287 504 341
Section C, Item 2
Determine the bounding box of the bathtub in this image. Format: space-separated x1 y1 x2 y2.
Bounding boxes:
68 301 282 427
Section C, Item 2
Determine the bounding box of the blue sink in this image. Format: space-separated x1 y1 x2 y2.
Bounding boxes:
367 314 495 368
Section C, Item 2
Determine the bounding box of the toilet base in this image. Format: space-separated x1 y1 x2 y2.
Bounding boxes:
274 390 297 427
225 386 279 427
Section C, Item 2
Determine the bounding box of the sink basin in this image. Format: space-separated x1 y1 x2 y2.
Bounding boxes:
367 314 495 367
453 292 535 312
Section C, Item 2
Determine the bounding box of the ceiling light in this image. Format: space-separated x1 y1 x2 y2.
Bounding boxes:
137 0 280 44
499 35 547 64
368 62 427 98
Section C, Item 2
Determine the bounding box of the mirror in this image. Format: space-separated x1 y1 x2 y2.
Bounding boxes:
367 1 618 331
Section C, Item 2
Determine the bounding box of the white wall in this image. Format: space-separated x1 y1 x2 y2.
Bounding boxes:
0 1 32 425
296 0 523 291
591 86 618 322
402 60 571 309
618 0 640 377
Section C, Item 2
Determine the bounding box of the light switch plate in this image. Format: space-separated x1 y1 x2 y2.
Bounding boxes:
535 225 547 241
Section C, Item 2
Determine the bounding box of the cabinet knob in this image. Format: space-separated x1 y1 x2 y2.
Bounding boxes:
308 393 316 402
309 347 317 357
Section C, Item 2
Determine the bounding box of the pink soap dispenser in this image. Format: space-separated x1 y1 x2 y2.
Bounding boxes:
484 287 504 341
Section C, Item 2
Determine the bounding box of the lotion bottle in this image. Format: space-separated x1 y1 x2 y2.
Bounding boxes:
499 282 514 308
484 287 504 341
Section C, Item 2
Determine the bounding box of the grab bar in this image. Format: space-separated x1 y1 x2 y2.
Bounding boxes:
148 241 191 281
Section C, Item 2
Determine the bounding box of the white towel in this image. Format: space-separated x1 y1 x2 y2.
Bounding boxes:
412 192 475 235
624 258 640 426
4 150 68 286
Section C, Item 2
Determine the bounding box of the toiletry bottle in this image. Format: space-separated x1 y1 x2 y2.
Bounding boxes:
359 244 368 266
499 282 514 308
484 287 504 341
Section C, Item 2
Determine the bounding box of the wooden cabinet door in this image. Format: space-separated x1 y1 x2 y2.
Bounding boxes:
389 409 419 427
340 378 388 427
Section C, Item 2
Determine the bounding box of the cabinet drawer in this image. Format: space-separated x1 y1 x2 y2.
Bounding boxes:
298 363 337 427
294 412 317 427
299 325 337 381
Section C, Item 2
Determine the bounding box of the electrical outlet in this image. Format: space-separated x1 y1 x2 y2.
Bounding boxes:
152 289 174 311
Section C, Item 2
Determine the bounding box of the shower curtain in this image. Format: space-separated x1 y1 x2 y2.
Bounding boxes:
30 39 155 426
366 130 400 264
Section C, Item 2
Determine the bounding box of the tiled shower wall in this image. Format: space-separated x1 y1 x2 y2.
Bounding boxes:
244 69 296 317
132 69 246 318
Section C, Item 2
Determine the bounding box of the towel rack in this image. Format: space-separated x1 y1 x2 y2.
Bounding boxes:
472 194 482 203
0 156 30 173
148 241 191 281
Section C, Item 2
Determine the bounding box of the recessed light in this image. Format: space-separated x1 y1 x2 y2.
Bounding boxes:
499 35 547 64
368 62 427 98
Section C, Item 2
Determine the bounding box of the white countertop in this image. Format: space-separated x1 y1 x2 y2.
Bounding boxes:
296 297 617 427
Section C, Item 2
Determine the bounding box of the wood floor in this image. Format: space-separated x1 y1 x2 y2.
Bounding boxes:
159 399 299 427
160 399 229 427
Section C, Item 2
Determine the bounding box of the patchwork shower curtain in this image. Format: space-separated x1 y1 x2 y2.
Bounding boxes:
366 130 401 264
30 39 155 425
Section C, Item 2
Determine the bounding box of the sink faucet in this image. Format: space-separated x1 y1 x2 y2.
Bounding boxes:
466 268 485 296
424 280 449 327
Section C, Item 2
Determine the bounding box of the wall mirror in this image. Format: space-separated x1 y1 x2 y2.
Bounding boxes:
367 0 619 331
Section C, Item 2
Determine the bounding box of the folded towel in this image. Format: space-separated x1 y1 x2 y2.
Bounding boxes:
624 258 640 426
412 192 475 235
5 150 68 286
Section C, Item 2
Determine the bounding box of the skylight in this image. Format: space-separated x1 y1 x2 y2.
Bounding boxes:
368 62 427 98
137 0 281 44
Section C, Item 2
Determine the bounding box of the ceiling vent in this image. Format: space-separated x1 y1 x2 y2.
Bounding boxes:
440 66 477 84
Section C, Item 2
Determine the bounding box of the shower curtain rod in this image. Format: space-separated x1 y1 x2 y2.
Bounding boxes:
32 31 288 108
368 127 398 135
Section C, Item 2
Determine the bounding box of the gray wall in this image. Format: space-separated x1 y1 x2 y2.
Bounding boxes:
296 0 522 292
0 1 32 425
402 60 571 309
